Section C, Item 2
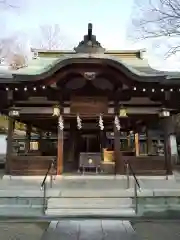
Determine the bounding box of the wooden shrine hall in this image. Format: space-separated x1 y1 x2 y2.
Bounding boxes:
0 23 180 176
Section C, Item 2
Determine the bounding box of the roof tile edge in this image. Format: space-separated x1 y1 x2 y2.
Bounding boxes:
31 48 146 59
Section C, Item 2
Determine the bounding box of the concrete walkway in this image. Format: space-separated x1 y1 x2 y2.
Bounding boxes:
1 221 180 239
0 222 49 240
41 220 138 240
133 221 180 240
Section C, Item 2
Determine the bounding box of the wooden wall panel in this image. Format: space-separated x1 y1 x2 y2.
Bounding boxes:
9 156 56 175
70 97 108 114
122 156 168 175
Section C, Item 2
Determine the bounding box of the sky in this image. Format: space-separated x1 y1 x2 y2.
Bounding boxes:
1 0 180 70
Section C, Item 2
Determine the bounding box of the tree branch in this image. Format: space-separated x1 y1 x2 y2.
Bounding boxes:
130 0 180 56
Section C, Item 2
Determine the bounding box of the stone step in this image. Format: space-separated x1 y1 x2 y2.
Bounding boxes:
0 197 43 205
45 208 136 217
47 197 132 209
59 189 150 197
0 207 43 216
0 189 59 197
0 188 180 199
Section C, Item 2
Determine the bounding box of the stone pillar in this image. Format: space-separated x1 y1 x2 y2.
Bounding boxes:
6 117 15 174
57 116 64 175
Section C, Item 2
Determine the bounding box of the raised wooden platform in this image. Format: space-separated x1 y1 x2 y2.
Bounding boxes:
6 155 169 176
8 155 56 175
102 155 168 175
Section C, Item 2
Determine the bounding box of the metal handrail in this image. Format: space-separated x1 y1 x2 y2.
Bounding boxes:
125 160 141 190
124 159 141 214
40 158 56 190
40 158 56 214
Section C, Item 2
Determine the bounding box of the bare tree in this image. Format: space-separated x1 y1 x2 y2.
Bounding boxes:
0 33 32 68
37 24 63 50
130 0 180 56
0 0 23 11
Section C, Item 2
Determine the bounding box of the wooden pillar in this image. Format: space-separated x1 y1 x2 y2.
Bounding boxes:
147 129 152 155
25 124 31 153
67 120 77 169
127 133 131 148
57 116 64 175
114 102 123 174
6 117 15 174
100 129 106 161
70 120 76 162
134 132 140 156
38 130 43 153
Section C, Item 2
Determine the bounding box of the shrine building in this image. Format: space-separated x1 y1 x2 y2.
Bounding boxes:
0 23 179 176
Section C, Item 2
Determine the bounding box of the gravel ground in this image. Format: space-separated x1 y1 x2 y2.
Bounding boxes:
0 222 49 240
132 221 180 240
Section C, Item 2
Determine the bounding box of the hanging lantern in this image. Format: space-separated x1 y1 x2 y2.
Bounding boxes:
52 105 60 116
159 108 170 118
58 115 64 130
9 106 20 117
77 114 82 129
119 106 127 117
99 114 104 130
114 115 121 131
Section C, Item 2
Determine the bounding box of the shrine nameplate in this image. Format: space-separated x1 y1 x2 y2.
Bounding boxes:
70 97 108 114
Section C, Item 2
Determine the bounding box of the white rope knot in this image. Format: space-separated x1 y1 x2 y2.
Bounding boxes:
114 115 121 131
58 115 64 130
77 114 82 129
99 114 104 130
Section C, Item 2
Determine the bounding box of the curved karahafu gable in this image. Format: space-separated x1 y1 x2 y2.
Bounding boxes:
0 22 180 84
0 52 179 84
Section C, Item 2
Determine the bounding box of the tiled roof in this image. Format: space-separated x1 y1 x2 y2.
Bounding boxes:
0 50 179 83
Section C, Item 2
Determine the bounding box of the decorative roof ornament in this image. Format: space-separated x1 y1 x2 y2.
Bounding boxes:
84 71 96 80
32 50 38 59
74 23 105 54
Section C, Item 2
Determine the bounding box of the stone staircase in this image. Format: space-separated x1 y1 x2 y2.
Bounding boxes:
46 197 135 216
0 177 179 218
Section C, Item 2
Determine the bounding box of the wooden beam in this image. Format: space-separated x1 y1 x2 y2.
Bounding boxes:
19 107 53 114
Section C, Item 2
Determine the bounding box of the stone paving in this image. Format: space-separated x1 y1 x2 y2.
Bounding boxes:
41 220 138 240
40 220 180 240
133 221 180 240
0 222 49 240
1 220 180 239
